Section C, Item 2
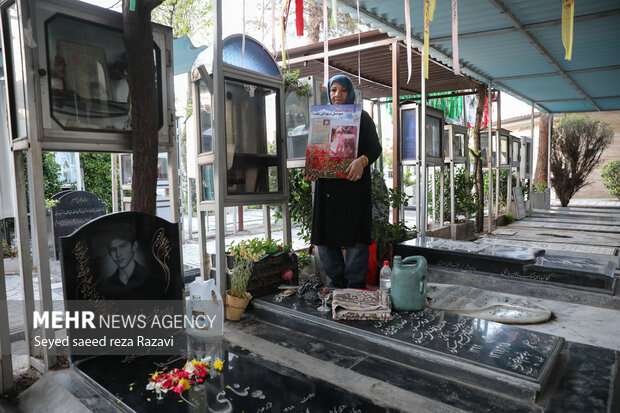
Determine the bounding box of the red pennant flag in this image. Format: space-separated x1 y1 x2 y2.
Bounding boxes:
296 0 304 36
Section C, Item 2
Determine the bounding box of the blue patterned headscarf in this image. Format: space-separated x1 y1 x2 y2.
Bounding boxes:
327 74 356 104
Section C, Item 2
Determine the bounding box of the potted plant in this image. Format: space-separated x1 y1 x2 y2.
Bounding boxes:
227 238 298 298
225 257 253 321
531 182 551 209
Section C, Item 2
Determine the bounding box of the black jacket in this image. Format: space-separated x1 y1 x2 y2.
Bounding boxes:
311 110 382 247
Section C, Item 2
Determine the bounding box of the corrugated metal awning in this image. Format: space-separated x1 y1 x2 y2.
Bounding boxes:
314 0 620 113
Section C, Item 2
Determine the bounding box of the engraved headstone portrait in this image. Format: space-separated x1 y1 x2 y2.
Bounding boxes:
60 211 183 301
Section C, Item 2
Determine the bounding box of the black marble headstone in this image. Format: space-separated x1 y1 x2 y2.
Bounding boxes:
52 190 107 259
60 211 183 302
513 187 526 220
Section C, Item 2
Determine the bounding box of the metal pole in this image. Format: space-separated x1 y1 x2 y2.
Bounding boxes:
487 83 493 234
529 104 535 213
111 154 119 212
439 165 444 225
376 102 383 172
420 55 427 237
0 225 13 393
391 40 400 224
547 111 551 188
213 0 228 296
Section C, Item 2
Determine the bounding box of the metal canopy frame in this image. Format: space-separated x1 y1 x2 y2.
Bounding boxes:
329 0 620 113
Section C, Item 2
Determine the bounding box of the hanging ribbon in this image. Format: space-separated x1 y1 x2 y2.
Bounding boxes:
562 0 574 60
323 0 329 85
331 0 338 28
281 0 293 67
405 0 412 83
357 0 361 84
296 0 304 36
129 0 136 11
242 0 246 58
451 0 461 75
423 0 436 79
272 0 276 56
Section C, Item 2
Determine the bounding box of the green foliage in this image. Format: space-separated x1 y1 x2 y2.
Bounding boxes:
2 240 17 258
80 153 115 212
504 212 515 222
297 251 311 269
601 160 620 200
42 153 63 199
45 199 59 210
151 0 213 39
550 115 614 207
427 166 477 223
230 258 252 298
371 219 415 244
370 172 415 243
228 237 291 262
284 70 311 98
274 169 313 244
533 182 547 192
483 169 517 210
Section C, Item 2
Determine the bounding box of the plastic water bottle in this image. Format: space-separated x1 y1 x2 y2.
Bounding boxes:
379 261 391 290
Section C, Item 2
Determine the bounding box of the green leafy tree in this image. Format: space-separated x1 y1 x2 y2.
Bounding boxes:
151 0 213 39
80 153 117 212
550 115 613 207
42 153 63 199
601 160 620 200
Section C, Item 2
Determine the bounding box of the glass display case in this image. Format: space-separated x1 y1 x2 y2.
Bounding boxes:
480 129 511 169
400 103 444 166
443 124 469 163
510 136 521 167
191 34 288 207
0 0 175 152
522 137 532 179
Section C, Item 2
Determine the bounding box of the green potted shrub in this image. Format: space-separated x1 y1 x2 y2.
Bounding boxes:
225 257 253 321
531 182 550 209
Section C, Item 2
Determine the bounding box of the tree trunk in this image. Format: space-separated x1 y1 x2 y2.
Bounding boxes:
471 85 487 233
306 1 322 44
123 0 162 215
535 113 550 185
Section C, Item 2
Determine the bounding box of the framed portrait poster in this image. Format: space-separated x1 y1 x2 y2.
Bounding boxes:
304 104 362 178
57 40 112 101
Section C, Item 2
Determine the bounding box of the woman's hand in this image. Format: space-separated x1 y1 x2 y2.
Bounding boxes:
344 156 366 181
303 169 318 181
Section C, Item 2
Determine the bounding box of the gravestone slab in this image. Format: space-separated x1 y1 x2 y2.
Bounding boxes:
253 294 564 402
474 236 618 257
513 187 527 220
492 227 620 248
72 345 390 413
427 283 552 324
52 191 106 260
395 237 543 276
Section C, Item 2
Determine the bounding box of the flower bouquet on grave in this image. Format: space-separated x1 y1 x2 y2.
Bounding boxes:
145 357 225 403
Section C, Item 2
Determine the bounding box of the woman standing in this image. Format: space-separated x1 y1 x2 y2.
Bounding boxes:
305 75 382 288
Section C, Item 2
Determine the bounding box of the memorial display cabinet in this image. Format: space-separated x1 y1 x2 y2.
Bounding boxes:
443 124 470 224
400 104 445 227
521 137 533 179
284 75 362 168
191 34 291 289
480 129 511 169
118 153 172 221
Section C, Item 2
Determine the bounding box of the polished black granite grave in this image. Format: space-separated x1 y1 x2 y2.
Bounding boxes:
395 237 617 292
252 294 564 402
72 343 394 413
